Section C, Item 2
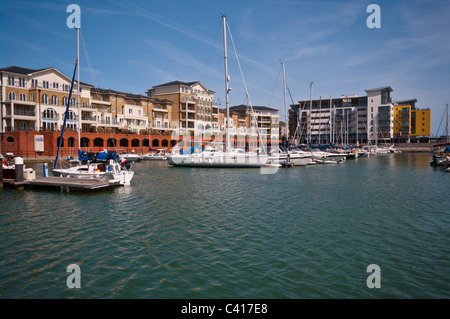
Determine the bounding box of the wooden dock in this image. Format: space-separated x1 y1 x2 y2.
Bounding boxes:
3 176 114 192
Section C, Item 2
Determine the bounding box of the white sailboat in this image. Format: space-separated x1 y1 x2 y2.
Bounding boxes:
51 27 134 185
168 16 274 169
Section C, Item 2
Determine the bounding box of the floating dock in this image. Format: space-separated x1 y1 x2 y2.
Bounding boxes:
3 176 114 192
1 157 115 192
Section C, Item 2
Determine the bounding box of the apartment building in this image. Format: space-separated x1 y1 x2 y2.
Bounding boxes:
0 66 176 136
289 86 398 145
146 81 218 135
1 66 92 133
227 105 279 139
394 99 431 142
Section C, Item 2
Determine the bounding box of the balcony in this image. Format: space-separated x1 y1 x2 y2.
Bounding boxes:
5 126 35 132
181 106 196 112
99 118 120 126
153 105 168 112
42 114 60 121
81 116 97 123
5 109 36 118
83 104 98 111
91 99 111 106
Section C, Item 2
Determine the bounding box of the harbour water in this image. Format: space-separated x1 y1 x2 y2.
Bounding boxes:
1 153 449 299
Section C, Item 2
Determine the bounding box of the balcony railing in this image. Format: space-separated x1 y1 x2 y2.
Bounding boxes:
5 126 35 132
42 114 60 120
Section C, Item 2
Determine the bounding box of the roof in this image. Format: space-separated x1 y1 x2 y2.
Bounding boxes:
230 104 278 112
152 80 214 93
365 86 393 93
1 65 93 87
150 97 173 104
91 87 150 99
396 98 417 104
153 80 200 88
0 66 49 75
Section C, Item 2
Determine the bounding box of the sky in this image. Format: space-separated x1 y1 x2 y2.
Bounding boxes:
1 0 449 136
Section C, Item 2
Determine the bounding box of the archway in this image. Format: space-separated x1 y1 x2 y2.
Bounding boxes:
80 137 90 147
131 138 140 147
107 138 117 147
56 137 64 147
94 138 104 148
120 138 129 147
68 137 75 148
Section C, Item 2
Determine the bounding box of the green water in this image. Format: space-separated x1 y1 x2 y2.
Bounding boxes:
1 153 449 298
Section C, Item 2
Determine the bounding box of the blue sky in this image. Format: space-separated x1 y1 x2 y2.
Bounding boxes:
1 0 449 135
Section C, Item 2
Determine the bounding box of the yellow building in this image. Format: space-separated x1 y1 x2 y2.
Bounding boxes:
394 99 431 142
412 108 431 137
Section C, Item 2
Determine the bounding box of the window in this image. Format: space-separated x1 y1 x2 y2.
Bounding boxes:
51 95 58 105
62 97 68 106
67 111 76 120
32 79 38 88
71 98 76 107
8 91 16 100
19 93 26 101
129 109 133 114
30 94 35 102
43 108 56 119
42 94 49 104
19 77 26 88
8 75 15 86
53 82 59 89
43 81 49 89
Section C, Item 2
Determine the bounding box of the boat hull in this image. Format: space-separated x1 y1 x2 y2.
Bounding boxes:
168 153 268 168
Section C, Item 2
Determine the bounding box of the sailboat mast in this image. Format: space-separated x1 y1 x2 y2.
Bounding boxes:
282 62 288 143
77 27 81 149
309 82 313 145
223 15 230 152
446 104 449 143
329 96 332 144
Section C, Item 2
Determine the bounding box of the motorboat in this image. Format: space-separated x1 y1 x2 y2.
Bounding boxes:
116 149 141 162
141 149 167 161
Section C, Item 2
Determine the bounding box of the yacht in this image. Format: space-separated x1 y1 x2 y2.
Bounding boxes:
51 27 134 186
52 150 134 186
167 16 274 169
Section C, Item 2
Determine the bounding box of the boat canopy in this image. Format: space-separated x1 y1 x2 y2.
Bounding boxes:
78 149 118 164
